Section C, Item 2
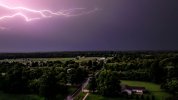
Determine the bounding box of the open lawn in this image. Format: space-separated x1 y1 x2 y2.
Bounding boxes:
74 91 86 100
86 81 171 100
0 57 109 63
0 91 69 100
75 57 99 62
121 80 171 100
0 91 44 100
68 86 78 94
86 94 132 100
0 58 75 63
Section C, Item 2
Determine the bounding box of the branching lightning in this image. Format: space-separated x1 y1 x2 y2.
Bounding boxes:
0 3 98 22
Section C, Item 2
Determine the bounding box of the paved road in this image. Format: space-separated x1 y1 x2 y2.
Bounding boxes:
66 78 90 100
82 78 90 91
82 93 89 100
66 65 104 100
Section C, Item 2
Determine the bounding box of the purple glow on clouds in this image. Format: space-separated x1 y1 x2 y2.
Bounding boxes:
0 0 178 52
0 0 98 31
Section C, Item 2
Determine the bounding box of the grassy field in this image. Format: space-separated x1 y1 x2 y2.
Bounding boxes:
0 91 44 100
121 80 171 100
0 91 70 100
68 86 78 95
75 57 107 62
86 81 171 100
0 57 106 63
74 92 86 100
0 87 77 100
86 94 131 100
0 58 75 63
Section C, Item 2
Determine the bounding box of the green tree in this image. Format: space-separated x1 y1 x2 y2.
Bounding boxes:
150 61 165 83
151 95 155 100
136 95 139 100
146 95 150 100
28 79 40 94
39 67 66 100
164 79 178 94
88 75 97 92
97 70 121 96
3 66 30 93
69 67 87 85
141 95 144 100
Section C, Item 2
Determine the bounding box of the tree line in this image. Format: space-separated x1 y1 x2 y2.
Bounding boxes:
0 51 178 99
88 52 178 99
0 60 89 100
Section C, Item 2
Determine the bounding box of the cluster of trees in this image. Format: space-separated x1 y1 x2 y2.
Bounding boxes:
0 60 89 100
0 51 178 99
96 70 121 96
2 51 176 59
88 70 157 100
89 70 121 97
0 51 115 59
0 65 68 99
104 52 178 94
87 52 178 99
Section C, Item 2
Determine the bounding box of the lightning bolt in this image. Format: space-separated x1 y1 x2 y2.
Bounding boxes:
0 3 98 22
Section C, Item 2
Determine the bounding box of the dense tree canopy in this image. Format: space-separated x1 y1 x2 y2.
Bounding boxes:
96 70 121 96
0 51 178 99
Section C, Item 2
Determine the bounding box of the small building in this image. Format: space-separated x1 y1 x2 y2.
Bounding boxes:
98 57 106 60
122 85 146 95
67 68 72 73
1 73 6 76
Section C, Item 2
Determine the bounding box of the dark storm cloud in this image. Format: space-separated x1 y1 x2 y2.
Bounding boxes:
0 0 178 52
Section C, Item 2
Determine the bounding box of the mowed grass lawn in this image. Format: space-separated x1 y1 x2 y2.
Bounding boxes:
86 94 132 100
0 91 44 100
0 57 107 63
121 80 171 100
74 92 86 100
0 91 68 100
0 86 78 100
86 81 171 100
0 58 75 63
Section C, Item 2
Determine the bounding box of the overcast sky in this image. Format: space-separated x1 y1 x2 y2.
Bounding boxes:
0 0 178 52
